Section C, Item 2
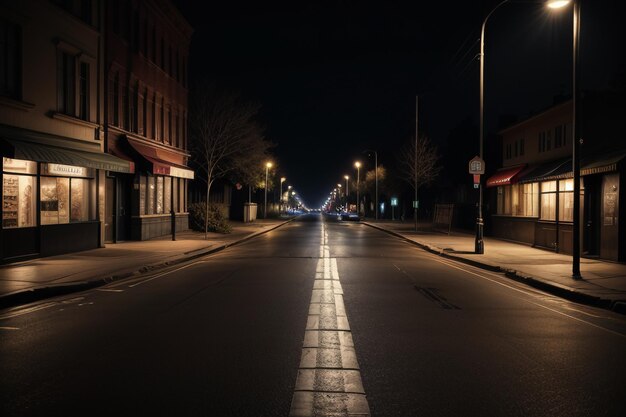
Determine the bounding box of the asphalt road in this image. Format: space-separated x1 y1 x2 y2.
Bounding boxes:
1 214 625 416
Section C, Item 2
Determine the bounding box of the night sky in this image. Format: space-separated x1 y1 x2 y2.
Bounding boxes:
174 0 625 208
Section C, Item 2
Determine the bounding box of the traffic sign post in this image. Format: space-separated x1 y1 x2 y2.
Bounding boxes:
469 156 485 254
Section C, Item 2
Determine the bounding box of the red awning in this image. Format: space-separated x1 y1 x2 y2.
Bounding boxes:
108 140 135 174
127 139 194 179
486 165 526 188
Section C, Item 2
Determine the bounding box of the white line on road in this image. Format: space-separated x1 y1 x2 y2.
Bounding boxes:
289 222 370 417
425 253 626 338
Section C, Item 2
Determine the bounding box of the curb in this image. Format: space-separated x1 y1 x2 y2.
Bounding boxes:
0 218 296 310
362 222 623 315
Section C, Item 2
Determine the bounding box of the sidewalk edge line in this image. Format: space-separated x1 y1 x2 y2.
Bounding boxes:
0 218 296 310
362 222 622 315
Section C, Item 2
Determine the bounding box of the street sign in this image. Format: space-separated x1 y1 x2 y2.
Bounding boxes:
391 197 398 207
473 174 480 189
469 156 485 175
412 200 419 208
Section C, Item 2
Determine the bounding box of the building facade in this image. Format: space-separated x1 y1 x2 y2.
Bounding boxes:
487 100 625 262
0 0 132 262
104 0 193 242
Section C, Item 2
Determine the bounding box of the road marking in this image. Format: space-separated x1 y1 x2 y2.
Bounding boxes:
290 222 370 416
128 262 198 287
0 326 20 330
416 251 626 338
97 289 124 293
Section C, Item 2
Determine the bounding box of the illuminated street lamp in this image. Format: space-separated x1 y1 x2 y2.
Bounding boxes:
476 0 574 257
547 0 581 278
354 161 361 215
264 162 272 219
280 177 286 215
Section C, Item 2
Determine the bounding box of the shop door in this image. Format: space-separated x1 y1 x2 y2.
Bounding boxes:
600 174 619 261
116 176 132 241
105 177 115 243
583 176 600 256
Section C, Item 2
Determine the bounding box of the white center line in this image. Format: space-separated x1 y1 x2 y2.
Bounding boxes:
289 222 370 416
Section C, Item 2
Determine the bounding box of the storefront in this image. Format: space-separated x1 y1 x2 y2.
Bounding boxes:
488 152 625 262
106 136 194 241
1 128 132 262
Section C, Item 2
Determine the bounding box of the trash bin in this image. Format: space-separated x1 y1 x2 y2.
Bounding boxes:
244 203 257 223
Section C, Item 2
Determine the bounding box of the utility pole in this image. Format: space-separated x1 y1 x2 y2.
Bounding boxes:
414 95 418 232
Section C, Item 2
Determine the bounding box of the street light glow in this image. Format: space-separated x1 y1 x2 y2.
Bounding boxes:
546 0 571 9
354 161 361 168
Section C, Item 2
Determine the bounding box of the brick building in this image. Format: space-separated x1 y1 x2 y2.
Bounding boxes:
104 0 193 242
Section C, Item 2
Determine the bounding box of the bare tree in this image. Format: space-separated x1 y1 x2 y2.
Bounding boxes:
398 136 441 224
189 82 272 238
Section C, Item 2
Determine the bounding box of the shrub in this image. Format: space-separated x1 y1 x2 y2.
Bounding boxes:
188 202 232 234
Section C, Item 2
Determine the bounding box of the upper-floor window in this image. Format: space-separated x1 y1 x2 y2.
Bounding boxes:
78 62 89 121
520 138 525 156
0 19 21 100
57 52 76 115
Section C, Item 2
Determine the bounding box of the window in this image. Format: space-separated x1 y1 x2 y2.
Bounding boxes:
558 179 574 222
111 0 120 34
152 92 157 140
174 111 179 147
160 38 165 69
57 52 76 115
142 87 148 136
164 177 171 214
39 164 94 224
514 141 518 158
167 105 172 144
505 143 511 160
112 73 120 126
160 97 165 142
130 82 138 133
142 18 148 57
78 62 89 121
0 19 21 99
156 176 164 214
540 181 557 221
2 158 36 229
132 10 140 53
169 44 173 76
151 25 157 62
555 125 563 148
520 138 525 156
147 175 155 214
538 131 546 153
496 183 538 217
546 130 552 151
122 83 128 130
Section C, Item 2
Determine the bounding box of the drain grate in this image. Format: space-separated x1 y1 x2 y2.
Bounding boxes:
415 286 460 310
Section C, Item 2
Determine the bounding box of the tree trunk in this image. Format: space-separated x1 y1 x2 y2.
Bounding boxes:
205 175 212 240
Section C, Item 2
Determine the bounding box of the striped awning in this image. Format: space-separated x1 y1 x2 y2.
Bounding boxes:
1 132 133 174
486 165 526 188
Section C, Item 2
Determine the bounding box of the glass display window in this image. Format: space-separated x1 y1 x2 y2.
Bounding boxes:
71 178 90 222
164 177 171 214
147 176 155 215
40 177 60 225
156 176 164 214
3 174 36 228
41 176 93 225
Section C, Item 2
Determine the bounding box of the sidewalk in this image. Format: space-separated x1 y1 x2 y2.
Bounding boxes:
0 218 293 309
363 220 626 314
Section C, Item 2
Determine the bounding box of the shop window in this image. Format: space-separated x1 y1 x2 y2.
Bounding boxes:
40 167 93 225
156 176 164 214
139 175 146 214
558 179 574 222
147 175 155 214
2 158 36 228
540 181 557 221
497 183 538 217
164 177 171 214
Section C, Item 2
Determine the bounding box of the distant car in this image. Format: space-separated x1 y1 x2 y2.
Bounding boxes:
339 212 360 221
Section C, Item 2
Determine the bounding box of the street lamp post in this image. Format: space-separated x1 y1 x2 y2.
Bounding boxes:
264 162 272 219
476 0 510 254
354 161 361 216
280 177 286 215
547 0 582 278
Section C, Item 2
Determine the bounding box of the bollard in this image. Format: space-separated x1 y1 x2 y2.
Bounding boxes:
171 209 176 241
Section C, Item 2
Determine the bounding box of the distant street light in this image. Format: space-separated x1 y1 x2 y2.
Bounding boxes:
354 161 361 215
280 177 286 215
364 150 378 220
344 175 349 198
264 162 272 219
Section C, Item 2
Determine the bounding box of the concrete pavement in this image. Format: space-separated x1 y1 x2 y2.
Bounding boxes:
0 218 294 309
363 220 626 314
